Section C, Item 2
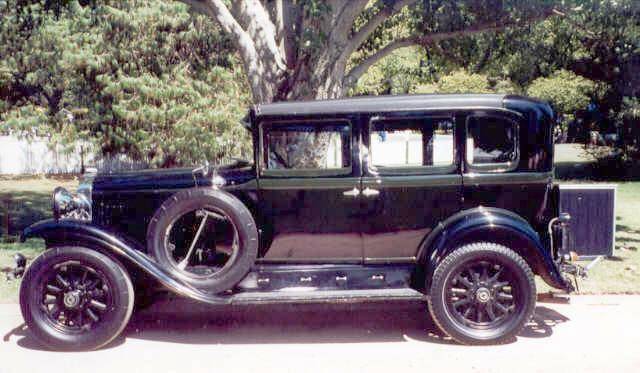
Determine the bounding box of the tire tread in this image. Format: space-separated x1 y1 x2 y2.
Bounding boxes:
428 242 536 345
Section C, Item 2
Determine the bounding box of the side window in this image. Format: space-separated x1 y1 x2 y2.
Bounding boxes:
262 121 351 175
466 115 519 171
369 116 454 172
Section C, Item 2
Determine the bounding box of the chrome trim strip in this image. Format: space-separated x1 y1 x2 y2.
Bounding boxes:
259 177 361 190
362 174 461 188
463 171 553 185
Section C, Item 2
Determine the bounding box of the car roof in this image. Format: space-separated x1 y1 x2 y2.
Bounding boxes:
252 94 540 118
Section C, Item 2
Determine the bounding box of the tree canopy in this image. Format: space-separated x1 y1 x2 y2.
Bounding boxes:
1 0 638 168
1 0 250 167
177 0 564 103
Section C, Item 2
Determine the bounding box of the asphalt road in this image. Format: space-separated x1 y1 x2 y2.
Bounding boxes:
1 295 638 373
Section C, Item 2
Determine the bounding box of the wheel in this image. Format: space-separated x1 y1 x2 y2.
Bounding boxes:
19 247 134 351
146 188 258 293
428 242 536 345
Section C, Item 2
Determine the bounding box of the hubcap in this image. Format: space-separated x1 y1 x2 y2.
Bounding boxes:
39 261 111 332
63 290 82 309
446 260 518 328
475 287 491 303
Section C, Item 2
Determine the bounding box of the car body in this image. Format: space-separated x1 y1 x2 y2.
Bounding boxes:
19 94 578 350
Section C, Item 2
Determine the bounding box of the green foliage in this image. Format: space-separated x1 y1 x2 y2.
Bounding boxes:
0 0 250 168
526 70 596 115
351 46 433 95
615 97 640 162
412 70 516 95
429 70 492 94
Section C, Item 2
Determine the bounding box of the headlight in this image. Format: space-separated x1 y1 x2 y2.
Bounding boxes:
52 187 92 221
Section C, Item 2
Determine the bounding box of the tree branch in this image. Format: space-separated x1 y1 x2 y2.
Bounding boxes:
344 0 419 56
552 8 598 38
332 0 370 38
344 9 558 88
233 1 287 70
177 0 286 102
344 38 416 88
274 0 285 47
177 1 258 68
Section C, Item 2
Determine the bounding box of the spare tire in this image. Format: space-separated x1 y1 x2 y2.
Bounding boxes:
146 188 258 294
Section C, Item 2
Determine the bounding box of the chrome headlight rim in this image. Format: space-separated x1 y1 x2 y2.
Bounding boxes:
52 186 91 221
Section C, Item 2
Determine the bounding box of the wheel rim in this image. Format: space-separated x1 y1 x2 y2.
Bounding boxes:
39 260 112 333
163 206 240 280
444 259 522 332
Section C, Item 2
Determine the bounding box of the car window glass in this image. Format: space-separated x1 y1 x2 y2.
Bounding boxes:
466 116 517 165
370 117 454 168
264 123 350 170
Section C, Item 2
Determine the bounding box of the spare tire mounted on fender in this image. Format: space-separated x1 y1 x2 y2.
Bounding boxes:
146 188 258 293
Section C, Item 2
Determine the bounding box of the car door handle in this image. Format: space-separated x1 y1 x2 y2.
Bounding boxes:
362 187 380 197
342 187 360 197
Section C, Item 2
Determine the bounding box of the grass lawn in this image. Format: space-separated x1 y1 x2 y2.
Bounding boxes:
0 239 45 302
572 182 640 294
0 149 638 301
0 177 76 302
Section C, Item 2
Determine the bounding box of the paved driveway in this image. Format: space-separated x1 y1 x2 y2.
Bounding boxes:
1 295 638 373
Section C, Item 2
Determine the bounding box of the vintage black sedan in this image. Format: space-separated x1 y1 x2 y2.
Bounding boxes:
19 94 581 350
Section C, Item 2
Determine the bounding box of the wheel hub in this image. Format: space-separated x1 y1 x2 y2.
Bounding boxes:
63 290 82 309
475 287 491 303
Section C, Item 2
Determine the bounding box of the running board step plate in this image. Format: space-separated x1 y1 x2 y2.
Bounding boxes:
226 288 425 305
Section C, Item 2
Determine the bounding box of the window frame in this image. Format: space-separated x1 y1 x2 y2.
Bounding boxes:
258 118 353 178
366 114 457 176
464 113 520 173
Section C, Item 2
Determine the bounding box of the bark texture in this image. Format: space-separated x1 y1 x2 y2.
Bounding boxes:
178 0 559 104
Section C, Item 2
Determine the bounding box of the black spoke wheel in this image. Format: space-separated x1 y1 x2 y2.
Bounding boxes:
20 247 134 351
428 242 536 345
40 261 112 333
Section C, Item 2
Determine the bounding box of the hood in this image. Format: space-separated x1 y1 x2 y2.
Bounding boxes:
92 162 255 192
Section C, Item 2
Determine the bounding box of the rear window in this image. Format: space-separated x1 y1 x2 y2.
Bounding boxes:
466 115 518 171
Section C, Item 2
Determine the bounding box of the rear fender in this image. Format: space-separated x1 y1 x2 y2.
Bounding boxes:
21 219 232 304
417 207 571 291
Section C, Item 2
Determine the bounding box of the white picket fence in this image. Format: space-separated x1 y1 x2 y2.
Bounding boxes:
0 135 249 175
0 136 150 175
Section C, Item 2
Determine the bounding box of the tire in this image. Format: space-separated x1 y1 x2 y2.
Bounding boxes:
428 242 536 345
146 188 258 293
19 247 134 351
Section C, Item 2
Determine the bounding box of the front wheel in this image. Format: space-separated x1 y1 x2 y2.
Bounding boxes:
19 247 134 351
428 242 536 345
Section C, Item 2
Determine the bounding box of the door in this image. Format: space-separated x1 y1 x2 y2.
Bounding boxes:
361 113 463 263
257 117 363 262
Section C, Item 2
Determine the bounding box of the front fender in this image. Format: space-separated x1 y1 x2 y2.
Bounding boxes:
418 208 572 291
21 219 232 304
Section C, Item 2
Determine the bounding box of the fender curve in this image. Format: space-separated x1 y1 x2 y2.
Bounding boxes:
21 219 234 305
417 207 572 291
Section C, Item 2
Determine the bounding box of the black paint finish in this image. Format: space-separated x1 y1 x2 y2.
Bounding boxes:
24 94 575 297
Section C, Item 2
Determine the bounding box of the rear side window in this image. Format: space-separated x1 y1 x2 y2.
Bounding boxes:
262 121 351 175
466 115 518 171
369 116 455 173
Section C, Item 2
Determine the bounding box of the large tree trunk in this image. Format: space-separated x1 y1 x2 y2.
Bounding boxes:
179 0 423 103
179 1 560 104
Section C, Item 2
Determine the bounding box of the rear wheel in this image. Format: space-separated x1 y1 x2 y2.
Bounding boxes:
428 242 536 345
19 247 134 351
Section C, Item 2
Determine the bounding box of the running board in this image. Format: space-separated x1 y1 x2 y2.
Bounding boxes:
223 288 426 305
